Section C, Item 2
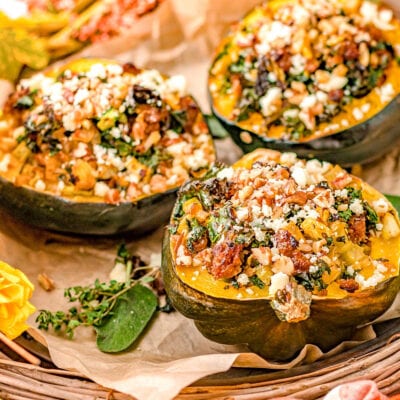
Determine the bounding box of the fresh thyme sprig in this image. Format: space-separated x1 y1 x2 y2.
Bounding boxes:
36 244 168 352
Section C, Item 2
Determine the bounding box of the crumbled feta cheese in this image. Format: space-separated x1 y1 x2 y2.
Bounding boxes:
35 179 46 191
185 149 208 170
300 94 317 110
217 167 234 180
94 181 110 197
134 69 165 95
376 83 395 103
352 107 364 121
316 91 328 104
264 217 287 232
73 142 88 158
87 63 107 80
165 75 186 96
349 199 364 215
335 189 348 198
256 21 292 54
360 1 378 23
62 113 78 132
292 4 310 25
372 198 389 215
74 88 90 105
236 207 249 221
0 154 10 172
361 103 371 114
176 255 192 266
261 202 273 217
299 109 315 130
57 180 65 192
268 72 277 82
269 272 289 296
290 54 306 75
319 75 348 92
355 260 388 289
283 109 299 120
291 166 309 187
280 152 298 165
259 87 282 117
237 273 250 286
309 265 319 273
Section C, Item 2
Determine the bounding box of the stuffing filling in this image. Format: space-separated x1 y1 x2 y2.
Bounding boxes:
0 61 214 203
209 0 400 141
170 152 400 319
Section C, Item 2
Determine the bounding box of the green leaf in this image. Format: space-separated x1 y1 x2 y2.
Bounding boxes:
95 284 157 353
204 114 229 139
0 27 49 82
385 194 400 216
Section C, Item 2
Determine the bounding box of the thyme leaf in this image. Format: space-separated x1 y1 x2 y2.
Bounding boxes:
36 244 165 353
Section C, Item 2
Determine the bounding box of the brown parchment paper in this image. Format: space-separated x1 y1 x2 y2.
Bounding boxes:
1 1 400 399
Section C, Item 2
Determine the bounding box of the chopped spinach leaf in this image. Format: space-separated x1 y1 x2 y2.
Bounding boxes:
249 275 265 289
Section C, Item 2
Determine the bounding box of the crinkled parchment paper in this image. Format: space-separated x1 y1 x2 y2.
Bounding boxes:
1 1 400 399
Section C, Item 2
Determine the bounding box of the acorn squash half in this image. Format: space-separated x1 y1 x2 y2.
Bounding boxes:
162 149 400 360
0 58 215 235
208 0 400 166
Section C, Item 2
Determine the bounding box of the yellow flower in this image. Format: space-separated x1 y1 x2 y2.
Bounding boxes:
0 261 35 339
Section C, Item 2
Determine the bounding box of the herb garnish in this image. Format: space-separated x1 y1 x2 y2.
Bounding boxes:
36 244 169 353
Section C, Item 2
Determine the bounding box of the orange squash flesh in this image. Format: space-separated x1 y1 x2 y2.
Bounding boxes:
162 149 400 360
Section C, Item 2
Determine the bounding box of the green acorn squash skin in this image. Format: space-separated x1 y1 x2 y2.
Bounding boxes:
0 175 177 236
0 59 216 236
162 230 400 361
211 94 400 167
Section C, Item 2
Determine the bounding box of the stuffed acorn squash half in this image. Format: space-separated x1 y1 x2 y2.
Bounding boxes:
208 0 400 166
162 149 400 360
0 59 215 235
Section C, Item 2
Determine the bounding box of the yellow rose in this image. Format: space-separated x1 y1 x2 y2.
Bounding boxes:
0 261 35 339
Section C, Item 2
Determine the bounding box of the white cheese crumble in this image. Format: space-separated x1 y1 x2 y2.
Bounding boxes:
259 87 282 117
361 103 371 114
376 83 395 104
352 107 364 121
372 198 389 215
269 272 290 296
291 166 309 187
237 273 250 286
0 154 10 172
73 142 88 158
94 181 110 197
318 75 348 92
355 260 387 289
290 54 306 75
256 21 293 54
349 199 364 215
35 179 46 191
217 167 235 180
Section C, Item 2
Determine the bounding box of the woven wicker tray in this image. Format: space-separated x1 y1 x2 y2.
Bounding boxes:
1 318 400 400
